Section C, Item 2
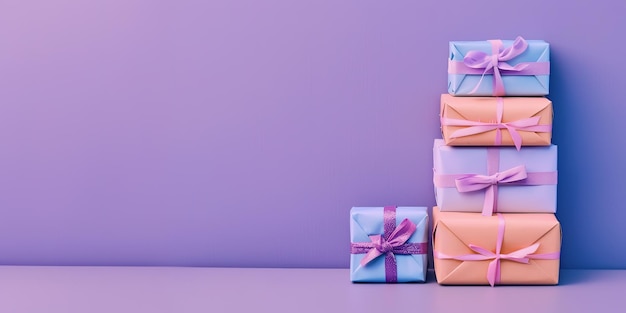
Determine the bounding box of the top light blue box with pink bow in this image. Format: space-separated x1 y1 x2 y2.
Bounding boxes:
448 37 550 96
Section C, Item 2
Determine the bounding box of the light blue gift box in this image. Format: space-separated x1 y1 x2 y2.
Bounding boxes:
350 206 429 283
448 38 550 96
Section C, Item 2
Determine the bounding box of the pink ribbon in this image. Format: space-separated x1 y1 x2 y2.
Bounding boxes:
441 97 552 150
434 214 560 287
448 36 549 96
433 148 557 216
350 206 427 282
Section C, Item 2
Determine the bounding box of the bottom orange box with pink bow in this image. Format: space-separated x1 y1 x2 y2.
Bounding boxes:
432 207 561 286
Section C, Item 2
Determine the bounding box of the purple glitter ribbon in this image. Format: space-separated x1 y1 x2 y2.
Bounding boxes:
350 206 427 283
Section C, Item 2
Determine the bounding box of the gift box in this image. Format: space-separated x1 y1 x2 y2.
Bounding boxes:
433 139 557 215
440 94 552 150
432 207 561 286
350 206 428 283
448 36 550 96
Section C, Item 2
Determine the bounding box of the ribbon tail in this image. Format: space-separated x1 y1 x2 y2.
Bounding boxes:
506 126 523 151
468 244 497 257
494 259 501 286
487 259 499 287
360 248 383 267
507 243 541 259
469 66 491 95
482 185 495 216
450 125 499 139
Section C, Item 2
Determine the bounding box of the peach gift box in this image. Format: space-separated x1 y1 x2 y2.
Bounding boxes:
440 94 552 150
432 207 561 286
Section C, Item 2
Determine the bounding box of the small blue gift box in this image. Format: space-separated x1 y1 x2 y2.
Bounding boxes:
350 206 429 283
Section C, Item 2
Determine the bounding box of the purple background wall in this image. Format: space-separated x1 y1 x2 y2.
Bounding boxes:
0 0 624 269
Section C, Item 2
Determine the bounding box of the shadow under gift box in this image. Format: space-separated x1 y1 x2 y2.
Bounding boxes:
440 94 553 149
448 38 550 96
350 207 428 283
433 139 557 215
432 207 561 286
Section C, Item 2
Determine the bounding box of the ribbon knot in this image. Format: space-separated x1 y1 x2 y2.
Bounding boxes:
486 174 500 185
374 238 394 254
490 54 499 67
464 36 529 96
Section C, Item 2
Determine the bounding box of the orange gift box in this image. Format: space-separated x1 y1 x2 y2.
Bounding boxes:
440 94 552 150
432 207 561 286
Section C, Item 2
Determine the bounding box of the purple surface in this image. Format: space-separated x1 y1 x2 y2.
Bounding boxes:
0 1 625 269
0 267 623 313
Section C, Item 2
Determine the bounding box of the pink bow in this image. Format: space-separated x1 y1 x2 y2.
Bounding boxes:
434 214 560 287
443 98 551 150
468 242 540 287
359 218 417 266
464 36 529 96
455 165 527 216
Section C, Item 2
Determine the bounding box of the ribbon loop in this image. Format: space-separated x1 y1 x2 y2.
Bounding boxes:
462 36 530 96
376 238 394 254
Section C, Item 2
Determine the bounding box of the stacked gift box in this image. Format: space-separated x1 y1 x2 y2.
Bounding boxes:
432 36 561 286
347 36 561 285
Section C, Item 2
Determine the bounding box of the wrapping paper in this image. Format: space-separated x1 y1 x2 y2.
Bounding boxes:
448 37 550 96
440 94 552 149
350 206 428 283
433 139 557 214
433 207 561 286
